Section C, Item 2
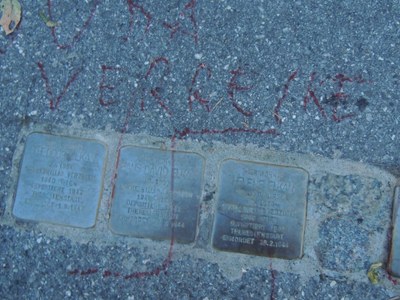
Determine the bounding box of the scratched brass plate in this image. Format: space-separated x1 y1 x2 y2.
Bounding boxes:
212 159 308 259
12 133 107 228
388 186 400 277
109 146 204 243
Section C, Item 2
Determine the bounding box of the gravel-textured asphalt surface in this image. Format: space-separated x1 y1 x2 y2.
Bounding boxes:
1 1 400 299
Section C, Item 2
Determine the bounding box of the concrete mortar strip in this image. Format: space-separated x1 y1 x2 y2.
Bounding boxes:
2 122 399 283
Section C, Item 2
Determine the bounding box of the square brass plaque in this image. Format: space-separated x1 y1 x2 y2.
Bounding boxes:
212 159 308 259
12 133 107 228
109 146 204 243
388 186 400 277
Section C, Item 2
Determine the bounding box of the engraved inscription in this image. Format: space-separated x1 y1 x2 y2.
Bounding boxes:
12 133 107 228
109 146 204 243
212 159 308 259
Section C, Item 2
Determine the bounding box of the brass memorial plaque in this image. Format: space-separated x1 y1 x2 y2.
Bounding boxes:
109 146 204 243
212 159 308 259
388 186 400 277
13 133 107 228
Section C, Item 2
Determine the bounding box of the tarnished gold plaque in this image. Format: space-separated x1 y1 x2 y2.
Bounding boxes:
212 159 308 259
109 146 204 243
12 133 107 228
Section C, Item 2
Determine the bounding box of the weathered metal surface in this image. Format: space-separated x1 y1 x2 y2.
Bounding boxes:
13 133 107 228
212 159 308 259
109 146 204 243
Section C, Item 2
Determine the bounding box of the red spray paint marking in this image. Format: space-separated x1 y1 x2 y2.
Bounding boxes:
83 104 176 278
175 126 278 138
94 60 370 125
126 0 152 38
107 99 135 211
150 88 173 116
68 268 99 276
331 97 354 122
303 71 327 118
37 62 81 110
273 70 298 123
99 65 126 107
47 0 100 49
275 70 369 123
269 263 276 300
144 57 169 79
143 57 172 115
303 72 368 122
329 73 368 122
65 61 370 281
69 62 278 279
124 136 177 280
98 59 173 115
387 274 398 285
163 0 199 44
102 270 121 278
188 63 212 112
100 60 176 278
227 67 255 117
332 73 367 89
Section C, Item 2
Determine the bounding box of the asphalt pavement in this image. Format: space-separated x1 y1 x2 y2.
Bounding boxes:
1 1 400 299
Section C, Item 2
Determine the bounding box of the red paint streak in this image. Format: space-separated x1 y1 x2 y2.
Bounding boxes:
150 88 173 116
68 269 79 275
184 0 197 9
227 68 255 117
106 99 135 211
175 127 278 138
125 0 152 40
124 234 174 278
328 73 367 122
303 72 327 118
188 63 212 112
163 0 199 44
124 261 169 279
144 57 169 79
143 57 172 115
273 70 298 123
69 268 98 276
47 0 99 49
387 274 398 285
103 270 121 278
37 62 53 107
269 263 276 300
99 65 125 106
163 22 180 39
332 105 354 123
274 71 369 123
333 73 354 89
37 62 81 110
124 136 177 280
80 268 99 276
